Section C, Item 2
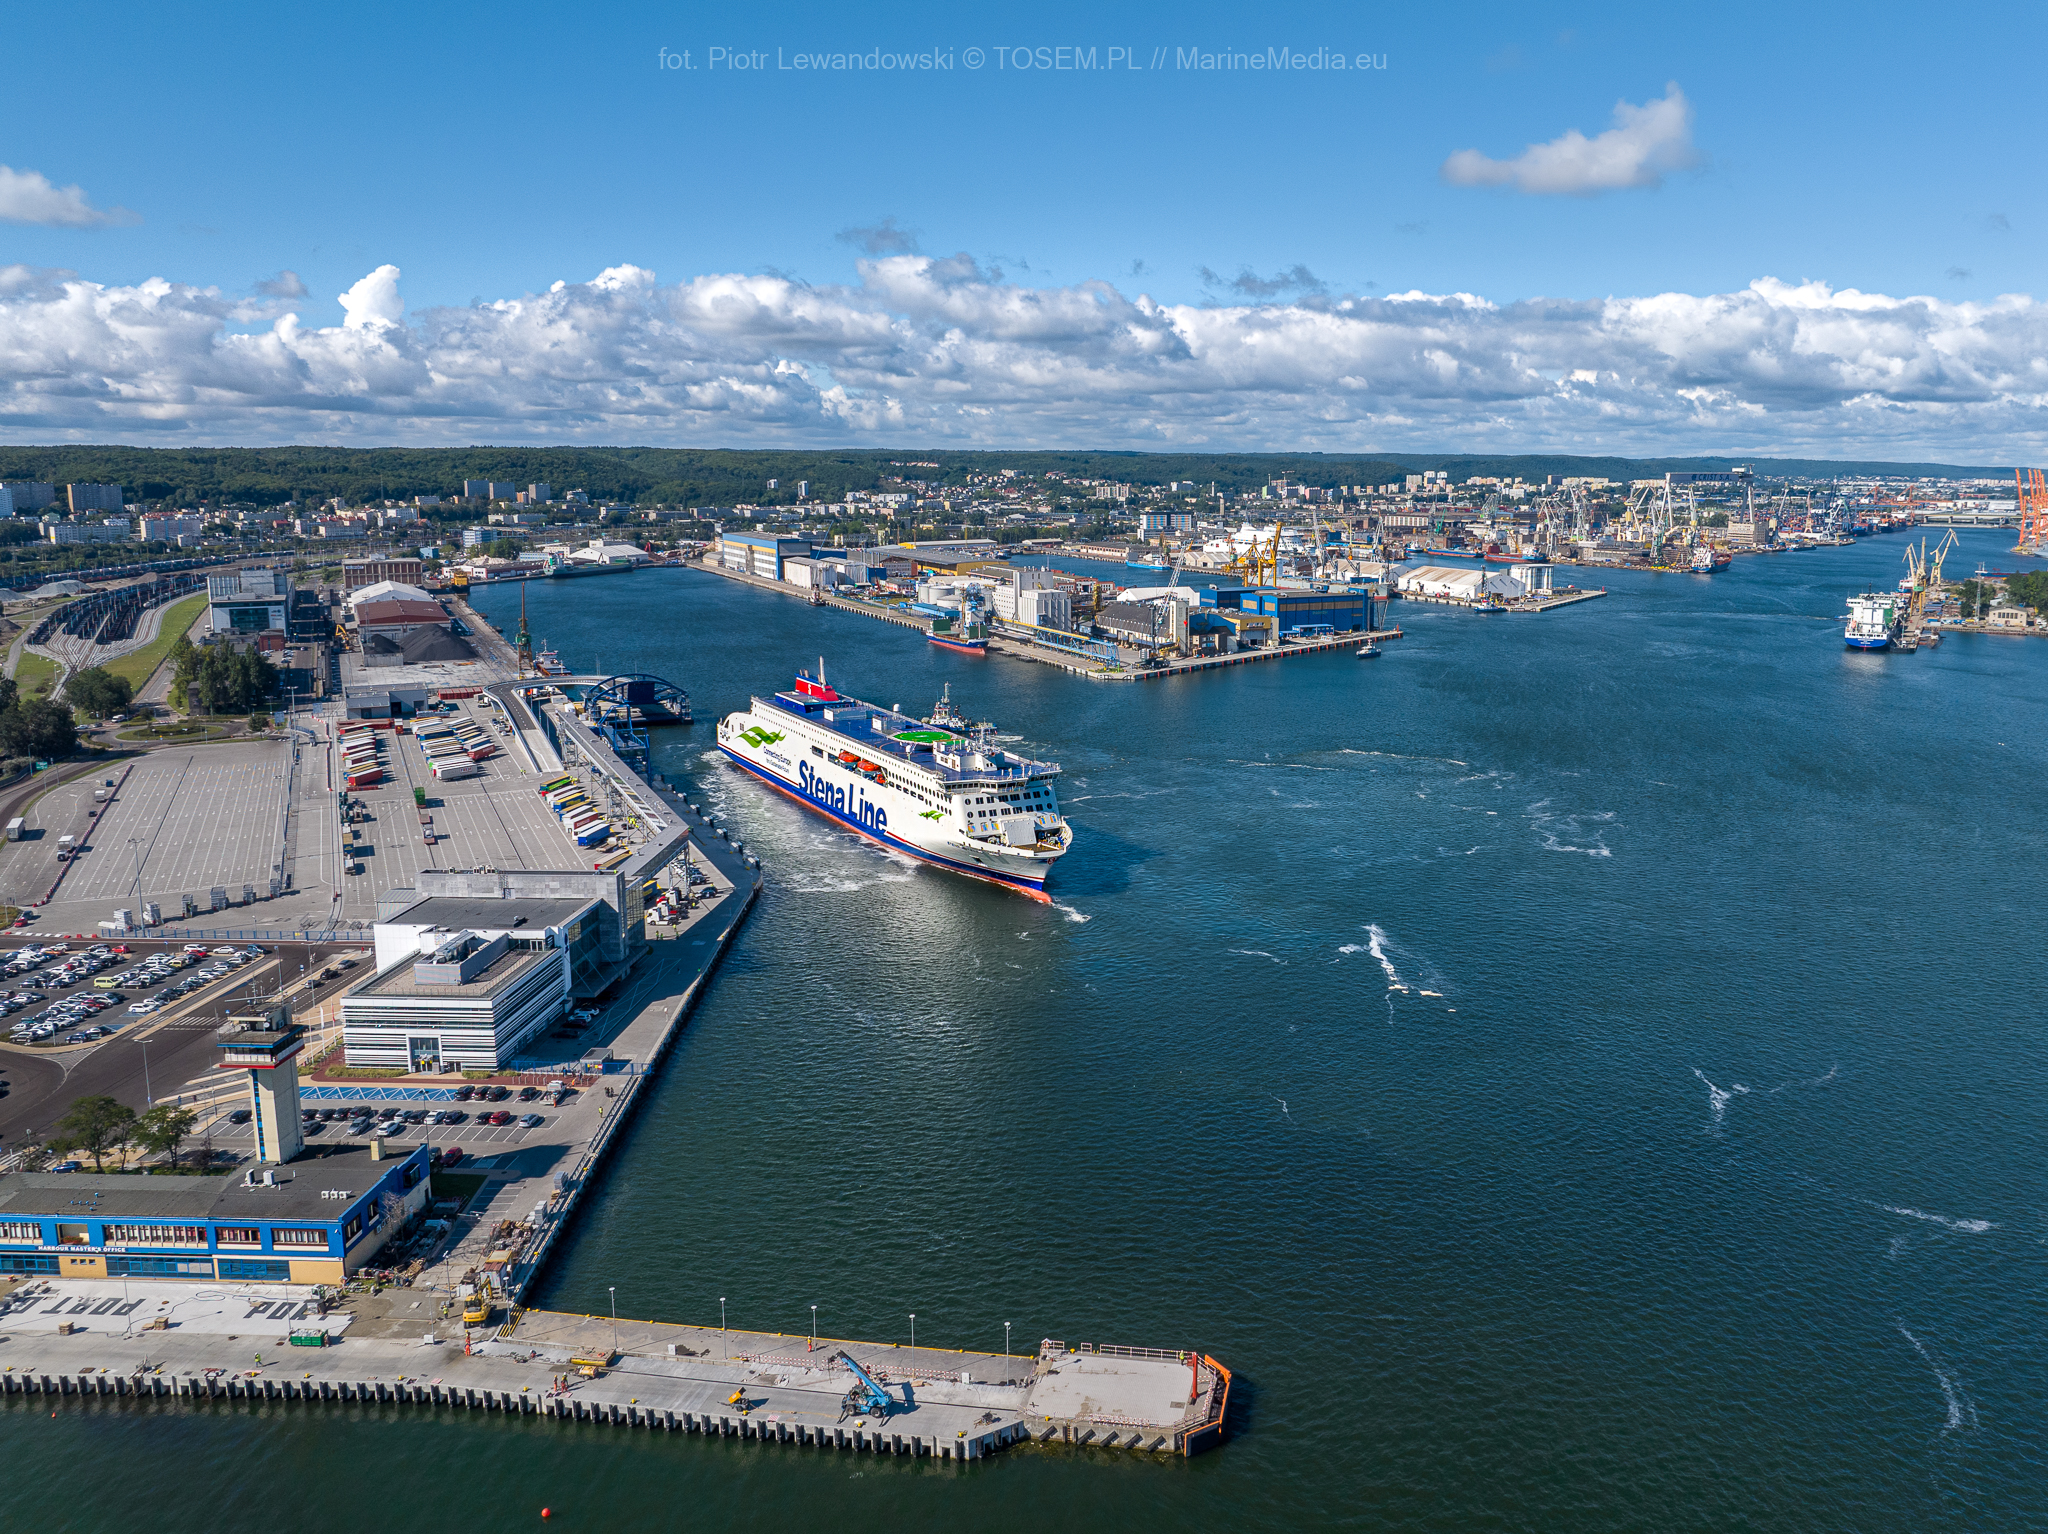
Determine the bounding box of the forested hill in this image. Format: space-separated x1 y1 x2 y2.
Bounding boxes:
0 445 2010 506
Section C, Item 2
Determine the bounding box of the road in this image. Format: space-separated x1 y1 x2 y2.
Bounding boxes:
0 937 366 1153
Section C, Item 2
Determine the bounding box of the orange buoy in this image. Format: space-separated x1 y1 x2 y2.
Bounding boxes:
541 1511 551 1520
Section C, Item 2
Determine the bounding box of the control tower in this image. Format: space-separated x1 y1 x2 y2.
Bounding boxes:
216 1002 306 1164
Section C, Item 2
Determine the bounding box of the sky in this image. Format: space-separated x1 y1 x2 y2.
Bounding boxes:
1 0 2044 458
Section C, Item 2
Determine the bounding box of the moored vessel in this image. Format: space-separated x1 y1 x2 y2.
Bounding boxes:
1844 592 1899 649
719 668 1072 899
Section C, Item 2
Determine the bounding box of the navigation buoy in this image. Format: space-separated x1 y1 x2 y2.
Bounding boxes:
541 1510 551 1520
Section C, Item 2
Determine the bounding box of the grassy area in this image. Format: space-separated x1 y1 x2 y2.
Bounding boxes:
117 720 235 742
102 591 208 690
324 1064 405 1079
13 651 56 697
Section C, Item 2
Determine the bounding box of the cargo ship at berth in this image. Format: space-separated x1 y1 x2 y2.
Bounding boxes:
718 670 1073 899
1844 591 1900 649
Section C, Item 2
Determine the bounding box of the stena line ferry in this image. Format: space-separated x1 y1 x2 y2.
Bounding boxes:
718 667 1073 899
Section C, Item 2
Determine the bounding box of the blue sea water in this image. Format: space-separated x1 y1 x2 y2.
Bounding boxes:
13 531 2044 1532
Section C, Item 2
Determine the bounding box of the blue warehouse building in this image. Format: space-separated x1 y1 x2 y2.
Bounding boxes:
0 1143 431 1284
1200 585 1369 637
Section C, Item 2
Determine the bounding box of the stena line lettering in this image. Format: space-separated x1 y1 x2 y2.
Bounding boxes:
798 760 889 834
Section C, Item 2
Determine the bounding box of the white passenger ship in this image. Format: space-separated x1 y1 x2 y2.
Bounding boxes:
718 669 1073 899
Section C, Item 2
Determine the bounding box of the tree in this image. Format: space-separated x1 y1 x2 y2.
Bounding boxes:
51 1095 136 1173
134 1104 199 1169
0 697 76 759
63 665 133 718
170 639 278 716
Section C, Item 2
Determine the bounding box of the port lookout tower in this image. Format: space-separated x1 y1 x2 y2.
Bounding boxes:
215 1003 306 1164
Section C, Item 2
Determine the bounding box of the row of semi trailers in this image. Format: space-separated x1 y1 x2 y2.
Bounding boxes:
410 713 498 779
333 711 499 790
537 774 627 869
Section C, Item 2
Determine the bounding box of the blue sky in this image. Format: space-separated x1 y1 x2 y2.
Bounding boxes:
2 0 2044 454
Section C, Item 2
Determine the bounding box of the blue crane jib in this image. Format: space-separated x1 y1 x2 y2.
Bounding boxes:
834 1350 896 1421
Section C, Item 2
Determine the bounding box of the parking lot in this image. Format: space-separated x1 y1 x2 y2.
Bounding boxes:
0 937 269 1050
0 938 372 1151
198 1084 569 1162
300 707 595 922
0 742 293 913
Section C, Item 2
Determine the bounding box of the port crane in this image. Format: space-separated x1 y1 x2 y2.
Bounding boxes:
1897 528 1959 645
2015 468 2048 556
1225 527 1280 587
833 1350 898 1422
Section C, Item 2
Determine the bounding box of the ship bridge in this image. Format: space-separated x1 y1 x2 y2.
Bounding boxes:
759 688 1058 787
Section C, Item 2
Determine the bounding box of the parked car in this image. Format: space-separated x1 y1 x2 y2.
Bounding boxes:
227 1108 252 1124
487 1110 513 1126
518 1113 544 1128
517 1086 540 1102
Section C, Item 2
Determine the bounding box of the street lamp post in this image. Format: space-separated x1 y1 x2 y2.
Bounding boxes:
141 1041 152 1108
909 1313 915 1354
608 1285 618 1356
810 1303 818 1353
720 1296 727 1357
1005 1321 1011 1365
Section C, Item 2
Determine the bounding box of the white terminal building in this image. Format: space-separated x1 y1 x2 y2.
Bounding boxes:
340 895 607 1073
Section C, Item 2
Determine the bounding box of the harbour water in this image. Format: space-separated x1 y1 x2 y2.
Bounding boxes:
11 530 2045 1531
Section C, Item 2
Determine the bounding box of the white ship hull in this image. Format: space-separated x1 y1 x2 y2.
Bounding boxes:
717 677 1070 900
1844 592 1899 650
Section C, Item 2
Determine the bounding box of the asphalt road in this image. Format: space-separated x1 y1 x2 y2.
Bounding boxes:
0 937 366 1152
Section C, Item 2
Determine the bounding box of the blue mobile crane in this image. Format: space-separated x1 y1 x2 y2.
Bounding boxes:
834 1350 897 1421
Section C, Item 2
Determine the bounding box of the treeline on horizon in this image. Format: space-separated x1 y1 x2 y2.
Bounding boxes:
0 446 2014 507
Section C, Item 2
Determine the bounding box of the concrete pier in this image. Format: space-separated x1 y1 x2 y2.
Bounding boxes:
690 557 1404 680
0 1277 1230 1459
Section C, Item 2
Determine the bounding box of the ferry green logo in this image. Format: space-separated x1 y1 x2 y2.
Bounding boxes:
740 726 784 748
919 808 943 821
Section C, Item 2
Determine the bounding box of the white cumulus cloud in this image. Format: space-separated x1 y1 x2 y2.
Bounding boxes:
1442 84 1699 195
0 164 137 227
339 265 404 328
0 257 2045 457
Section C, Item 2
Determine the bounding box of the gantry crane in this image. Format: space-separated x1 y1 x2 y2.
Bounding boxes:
2015 468 2048 556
